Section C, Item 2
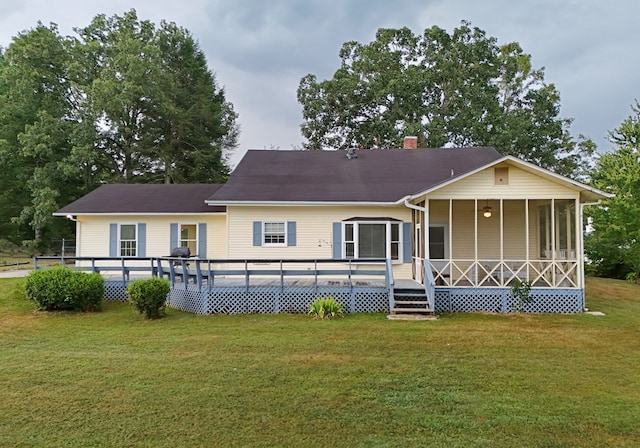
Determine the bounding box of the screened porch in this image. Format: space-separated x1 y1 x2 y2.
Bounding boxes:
411 198 581 289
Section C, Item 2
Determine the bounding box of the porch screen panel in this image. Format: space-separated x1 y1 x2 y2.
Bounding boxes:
359 223 386 258
503 200 526 260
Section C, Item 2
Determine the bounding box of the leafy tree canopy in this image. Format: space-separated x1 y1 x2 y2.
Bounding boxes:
297 21 594 179
585 102 640 280
0 10 238 250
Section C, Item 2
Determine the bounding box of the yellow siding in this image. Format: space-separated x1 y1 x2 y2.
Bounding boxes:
429 164 580 200
76 214 227 258
226 205 412 278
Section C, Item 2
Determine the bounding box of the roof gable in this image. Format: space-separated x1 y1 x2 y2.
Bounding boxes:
411 155 611 202
207 147 502 204
55 184 226 215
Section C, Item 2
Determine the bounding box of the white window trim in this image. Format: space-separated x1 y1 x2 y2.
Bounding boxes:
342 220 401 261
118 223 138 257
179 222 199 253
263 221 287 247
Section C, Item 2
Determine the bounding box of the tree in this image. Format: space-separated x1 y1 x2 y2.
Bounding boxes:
73 10 238 184
297 22 593 178
0 10 239 250
585 102 640 280
0 24 82 251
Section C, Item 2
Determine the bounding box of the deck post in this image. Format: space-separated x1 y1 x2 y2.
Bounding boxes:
180 259 189 290
275 260 282 313
195 260 203 291
314 260 318 296
121 257 127 282
245 260 249 293
349 260 355 312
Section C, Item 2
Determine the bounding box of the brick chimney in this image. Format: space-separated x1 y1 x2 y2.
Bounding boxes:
403 136 418 149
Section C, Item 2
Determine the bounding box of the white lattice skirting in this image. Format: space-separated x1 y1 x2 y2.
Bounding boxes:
434 288 584 313
166 285 389 315
104 281 584 314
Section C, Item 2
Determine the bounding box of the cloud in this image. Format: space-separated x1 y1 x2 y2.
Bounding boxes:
200 0 433 76
0 0 638 160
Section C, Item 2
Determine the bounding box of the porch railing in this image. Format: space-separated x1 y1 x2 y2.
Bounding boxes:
429 259 578 288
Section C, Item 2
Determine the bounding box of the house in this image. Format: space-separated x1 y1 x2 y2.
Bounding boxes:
54 138 611 314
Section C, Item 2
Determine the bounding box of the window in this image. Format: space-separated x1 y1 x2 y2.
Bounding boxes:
119 224 137 257
253 221 296 247
342 221 401 260
264 222 286 246
180 224 197 255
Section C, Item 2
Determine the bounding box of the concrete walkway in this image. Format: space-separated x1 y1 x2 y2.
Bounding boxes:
0 269 32 278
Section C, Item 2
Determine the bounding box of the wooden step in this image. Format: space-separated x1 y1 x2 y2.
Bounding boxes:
387 313 438 321
392 307 434 314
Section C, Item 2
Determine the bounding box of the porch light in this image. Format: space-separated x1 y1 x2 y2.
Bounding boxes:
482 206 492 218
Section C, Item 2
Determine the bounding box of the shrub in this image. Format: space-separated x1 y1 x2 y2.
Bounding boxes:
510 279 533 312
127 277 170 319
308 296 344 319
25 267 104 312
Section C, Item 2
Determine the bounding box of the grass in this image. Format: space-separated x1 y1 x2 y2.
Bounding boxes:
1 277 639 447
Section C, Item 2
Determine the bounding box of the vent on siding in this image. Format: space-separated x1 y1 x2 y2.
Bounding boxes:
494 167 509 185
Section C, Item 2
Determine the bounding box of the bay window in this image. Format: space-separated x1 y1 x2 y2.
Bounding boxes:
342 220 401 260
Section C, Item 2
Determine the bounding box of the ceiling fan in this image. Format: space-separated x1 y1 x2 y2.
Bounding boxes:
471 200 493 218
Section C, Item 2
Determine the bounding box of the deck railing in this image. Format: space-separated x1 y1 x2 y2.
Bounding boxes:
34 256 158 282
157 258 393 292
33 256 394 292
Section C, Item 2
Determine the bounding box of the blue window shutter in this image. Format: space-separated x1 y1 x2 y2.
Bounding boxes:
253 221 262 246
332 223 342 259
198 223 207 258
402 222 412 263
137 223 146 257
170 223 178 251
287 221 296 246
109 223 118 257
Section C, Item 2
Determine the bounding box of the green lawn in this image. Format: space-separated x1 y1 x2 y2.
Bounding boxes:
1 277 639 447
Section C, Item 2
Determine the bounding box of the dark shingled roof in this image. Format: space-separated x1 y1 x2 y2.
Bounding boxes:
55 184 225 214
208 147 503 203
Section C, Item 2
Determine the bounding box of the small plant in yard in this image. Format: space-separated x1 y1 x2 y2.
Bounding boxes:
308 296 344 319
127 277 170 319
25 266 104 311
510 278 533 312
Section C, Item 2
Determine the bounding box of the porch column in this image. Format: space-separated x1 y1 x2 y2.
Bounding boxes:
525 199 530 281
424 199 430 261
448 199 453 271
500 199 504 277
474 199 478 268
551 198 556 286
576 198 584 290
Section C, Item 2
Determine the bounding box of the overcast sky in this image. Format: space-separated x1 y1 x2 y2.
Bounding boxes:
0 0 637 166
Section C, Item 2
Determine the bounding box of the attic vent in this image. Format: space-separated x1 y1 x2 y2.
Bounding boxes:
346 148 358 159
494 167 509 185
